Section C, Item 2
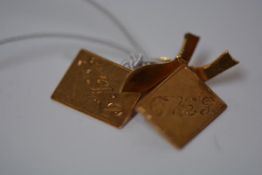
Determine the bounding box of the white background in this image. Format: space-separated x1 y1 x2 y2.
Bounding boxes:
0 0 261 174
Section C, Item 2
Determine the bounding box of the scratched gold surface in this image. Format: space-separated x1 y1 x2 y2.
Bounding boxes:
136 64 227 148
52 50 141 128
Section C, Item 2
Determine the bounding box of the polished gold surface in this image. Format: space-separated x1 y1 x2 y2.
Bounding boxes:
136 64 227 148
121 59 185 93
121 33 199 93
176 33 199 63
191 52 239 81
52 50 140 128
122 33 238 94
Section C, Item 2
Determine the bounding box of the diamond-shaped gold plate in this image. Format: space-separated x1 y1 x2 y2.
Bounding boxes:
136 64 227 148
52 50 141 128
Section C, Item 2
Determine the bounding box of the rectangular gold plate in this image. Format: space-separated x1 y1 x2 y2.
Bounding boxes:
52 50 141 128
136 64 227 148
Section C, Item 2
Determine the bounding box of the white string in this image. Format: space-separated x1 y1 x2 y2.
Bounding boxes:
84 0 149 58
0 32 132 55
84 0 152 69
0 0 152 69
121 53 143 69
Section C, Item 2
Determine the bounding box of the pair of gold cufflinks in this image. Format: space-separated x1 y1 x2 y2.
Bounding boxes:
51 33 239 148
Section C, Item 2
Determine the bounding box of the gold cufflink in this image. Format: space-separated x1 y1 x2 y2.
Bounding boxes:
51 33 239 148
51 33 198 128
51 50 140 128
122 33 239 148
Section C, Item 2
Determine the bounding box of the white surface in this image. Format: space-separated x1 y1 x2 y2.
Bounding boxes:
0 0 261 174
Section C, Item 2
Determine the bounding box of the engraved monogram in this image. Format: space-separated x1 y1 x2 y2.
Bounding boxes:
52 50 141 128
77 57 124 117
150 95 215 118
